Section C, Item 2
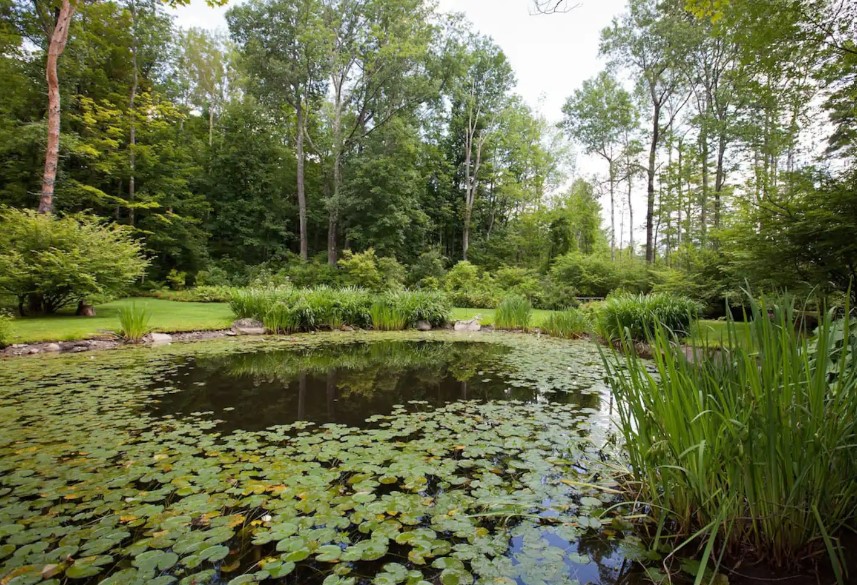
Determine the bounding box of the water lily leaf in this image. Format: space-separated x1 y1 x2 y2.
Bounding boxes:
316 544 343 562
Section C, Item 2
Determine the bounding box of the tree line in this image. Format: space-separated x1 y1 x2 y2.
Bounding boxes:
1 0 855 307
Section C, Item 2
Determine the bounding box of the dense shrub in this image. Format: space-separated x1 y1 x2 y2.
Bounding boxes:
549 253 618 298
408 250 447 287
494 295 532 331
597 292 701 342
229 287 450 332
604 298 857 576
0 312 11 347
443 261 500 308
148 285 238 303
0 208 149 314
493 267 543 307
338 249 405 291
540 308 590 339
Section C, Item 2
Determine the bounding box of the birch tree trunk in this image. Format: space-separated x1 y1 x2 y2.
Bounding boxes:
39 0 75 214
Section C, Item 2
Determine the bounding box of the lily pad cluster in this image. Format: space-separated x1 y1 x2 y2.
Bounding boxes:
0 332 636 584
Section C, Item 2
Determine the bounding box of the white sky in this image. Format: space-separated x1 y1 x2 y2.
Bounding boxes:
170 0 641 243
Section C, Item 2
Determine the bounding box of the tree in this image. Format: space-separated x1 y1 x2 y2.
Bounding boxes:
601 0 689 263
228 0 329 262
561 71 637 259
448 34 514 260
0 208 149 314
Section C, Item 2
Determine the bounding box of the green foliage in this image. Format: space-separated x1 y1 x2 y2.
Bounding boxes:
148 285 238 303
229 287 449 332
540 308 590 339
597 292 701 342
549 253 618 298
165 269 188 291
338 249 405 292
370 302 408 331
443 261 500 308
494 296 532 331
604 298 857 578
117 303 153 342
0 208 149 314
0 312 11 348
493 267 543 307
408 250 447 287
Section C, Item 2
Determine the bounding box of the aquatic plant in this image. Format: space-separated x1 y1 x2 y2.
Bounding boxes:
540 308 591 339
604 297 857 582
597 292 701 342
0 333 623 584
370 300 408 331
494 295 532 331
117 303 152 342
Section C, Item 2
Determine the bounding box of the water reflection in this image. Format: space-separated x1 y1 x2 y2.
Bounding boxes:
149 341 601 432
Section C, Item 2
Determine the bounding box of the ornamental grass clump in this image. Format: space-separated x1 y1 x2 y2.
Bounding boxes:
228 287 448 332
604 297 857 583
541 308 590 339
117 303 152 342
598 292 701 342
494 295 532 331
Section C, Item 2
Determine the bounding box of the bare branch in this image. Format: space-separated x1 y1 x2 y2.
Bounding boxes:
529 0 580 16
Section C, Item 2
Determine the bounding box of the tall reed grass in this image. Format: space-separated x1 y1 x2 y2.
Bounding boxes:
493 295 532 331
598 292 701 341
604 297 857 582
540 307 590 339
229 286 450 332
117 303 152 342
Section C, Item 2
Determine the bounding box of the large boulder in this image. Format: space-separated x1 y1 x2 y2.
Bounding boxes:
232 318 266 335
453 318 481 332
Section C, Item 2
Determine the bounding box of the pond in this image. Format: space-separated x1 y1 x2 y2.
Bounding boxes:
0 332 646 585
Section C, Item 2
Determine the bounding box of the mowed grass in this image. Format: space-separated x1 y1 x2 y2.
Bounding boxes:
6 298 234 343
688 318 754 348
7 296 747 346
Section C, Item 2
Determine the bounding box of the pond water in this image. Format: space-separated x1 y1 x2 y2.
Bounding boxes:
0 332 647 585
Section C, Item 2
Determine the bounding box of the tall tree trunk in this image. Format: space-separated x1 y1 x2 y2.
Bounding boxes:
608 161 616 260
714 132 726 228
645 103 660 264
699 126 709 244
627 173 634 254
296 100 308 261
328 84 344 266
128 0 138 227
39 0 75 214
208 107 214 147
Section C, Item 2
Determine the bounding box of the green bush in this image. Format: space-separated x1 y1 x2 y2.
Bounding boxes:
541 308 590 339
443 261 500 308
494 295 532 331
0 208 149 314
338 249 405 291
149 285 237 303
0 312 11 348
408 250 447 287
597 292 701 342
549 253 618 298
604 298 857 578
370 301 408 331
165 269 187 291
494 267 543 307
117 303 152 343
388 290 451 327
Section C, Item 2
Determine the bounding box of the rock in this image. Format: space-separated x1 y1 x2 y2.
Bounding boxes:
415 320 432 331
76 301 96 317
454 318 481 332
26 347 41 355
340 325 355 332
232 319 266 335
150 333 172 344
44 343 61 352
70 346 88 353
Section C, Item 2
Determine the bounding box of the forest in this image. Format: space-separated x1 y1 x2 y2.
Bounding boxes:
1 0 856 313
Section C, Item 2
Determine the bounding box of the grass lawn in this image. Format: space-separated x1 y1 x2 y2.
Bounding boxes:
688 319 754 348
451 307 556 327
7 298 234 344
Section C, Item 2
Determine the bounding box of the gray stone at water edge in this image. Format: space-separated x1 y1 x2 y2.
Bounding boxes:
150 333 173 344
44 343 61 352
416 320 432 331
453 318 481 332
232 319 266 335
